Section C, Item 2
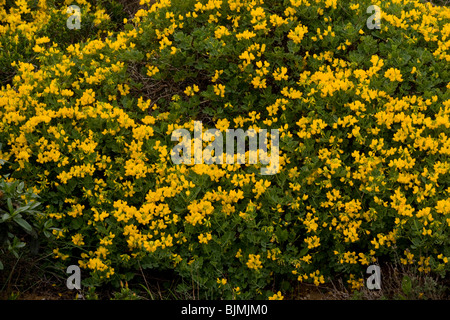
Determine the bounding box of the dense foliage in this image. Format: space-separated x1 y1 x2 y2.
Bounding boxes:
0 0 449 299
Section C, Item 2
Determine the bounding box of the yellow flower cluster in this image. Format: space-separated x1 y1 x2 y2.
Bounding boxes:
1 0 449 299
268 291 284 300
246 254 263 270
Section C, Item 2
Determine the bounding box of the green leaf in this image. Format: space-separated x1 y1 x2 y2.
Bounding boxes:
299 247 309 257
7 198 13 213
15 241 26 249
401 275 412 296
17 182 24 193
14 217 33 232
71 217 84 230
2 213 11 222
275 227 288 242
285 212 292 222
28 201 41 211
13 205 31 215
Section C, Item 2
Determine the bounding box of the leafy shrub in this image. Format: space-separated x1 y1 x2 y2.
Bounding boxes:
0 0 123 87
0 0 449 298
0 153 43 270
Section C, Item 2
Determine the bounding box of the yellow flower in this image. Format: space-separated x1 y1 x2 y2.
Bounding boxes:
281 87 303 99
236 30 256 40
251 76 267 89
252 179 271 199
215 26 230 39
71 233 85 246
87 257 108 272
185 200 214 226
146 65 159 77
216 118 230 131
93 9 110 26
287 24 308 44
268 291 284 300
198 232 212 244
269 14 288 27
239 50 255 67
79 89 95 106
53 248 69 260
437 254 448 264
384 68 403 82
211 69 223 83
67 204 85 218
35 36 51 45
273 67 288 81
216 278 227 286
347 274 364 290
246 254 263 270
213 84 226 97
304 235 321 249
184 85 200 96
117 84 130 96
